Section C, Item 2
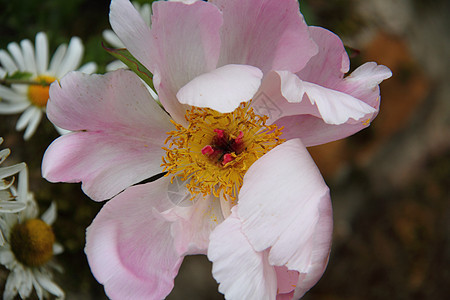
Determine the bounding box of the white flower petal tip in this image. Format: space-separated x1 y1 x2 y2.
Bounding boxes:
177 64 263 113
276 70 377 125
345 61 393 87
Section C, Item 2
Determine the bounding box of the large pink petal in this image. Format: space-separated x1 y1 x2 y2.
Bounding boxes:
208 208 278 300
296 26 350 87
294 193 333 298
177 64 263 113
253 66 388 146
276 70 377 125
85 178 183 300
237 139 332 293
162 187 225 256
213 0 317 73
147 1 223 123
42 70 173 201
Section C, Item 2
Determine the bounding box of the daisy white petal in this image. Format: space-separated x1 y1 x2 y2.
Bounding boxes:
20 39 37 74
0 49 18 74
77 61 97 74
0 101 30 113
34 271 65 299
35 32 49 74
0 85 28 102
48 44 67 75
6 42 25 71
22 108 43 140
16 106 38 131
55 36 83 78
40 202 57 225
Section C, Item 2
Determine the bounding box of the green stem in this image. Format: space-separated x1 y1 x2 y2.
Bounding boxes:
0 78 51 86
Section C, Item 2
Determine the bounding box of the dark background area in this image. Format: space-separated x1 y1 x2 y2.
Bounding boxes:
0 0 449 299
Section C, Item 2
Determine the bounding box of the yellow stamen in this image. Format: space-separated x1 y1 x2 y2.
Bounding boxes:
27 75 57 108
162 101 284 203
10 219 55 267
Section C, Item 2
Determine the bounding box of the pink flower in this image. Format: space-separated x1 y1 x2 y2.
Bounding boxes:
42 0 391 299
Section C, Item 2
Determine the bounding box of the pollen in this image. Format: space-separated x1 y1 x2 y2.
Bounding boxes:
162 101 284 203
27 75 57 108
10 219 55 267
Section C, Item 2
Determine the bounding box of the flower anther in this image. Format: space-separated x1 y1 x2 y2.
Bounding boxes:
162 101 284 203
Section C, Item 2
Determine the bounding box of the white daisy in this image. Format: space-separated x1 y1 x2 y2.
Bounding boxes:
103 1 152 71
0 194 64 300
0 137 27 218
0 32 97 140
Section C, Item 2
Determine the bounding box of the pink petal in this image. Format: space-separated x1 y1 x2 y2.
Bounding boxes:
237 139 332 290
177 64 263 113
162 190 225 256
296 26 350 87
252 70 381 146
277 70 377 125
271 114 370 147
275 266 299 294
294 193 333 298
42 70 173 201
85 178 183 300
213 0 318 73
133 0 223 123
208 208 278 300
337 61 392 108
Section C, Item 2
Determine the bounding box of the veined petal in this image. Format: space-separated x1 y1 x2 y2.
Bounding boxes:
162 190 224 256
253 70 379 146
293 193 333 298
208 208 277 300
237 139 332 289
213 0 318 73
277 71 377 125
177 64 263 113
43 70 173 201
338 62 392 108
146 0 223 123
85 178 182 300
296 26 350 87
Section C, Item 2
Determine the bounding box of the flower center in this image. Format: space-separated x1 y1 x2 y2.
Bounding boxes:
27 75 56 108
162 101 284 203
10 218 55 267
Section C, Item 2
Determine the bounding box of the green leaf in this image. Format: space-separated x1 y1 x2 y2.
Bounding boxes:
5 71 33 81
103 44 155 92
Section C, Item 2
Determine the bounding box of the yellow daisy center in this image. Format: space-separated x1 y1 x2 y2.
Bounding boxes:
27 75 57 108
162 101 284 204
10 218 55 267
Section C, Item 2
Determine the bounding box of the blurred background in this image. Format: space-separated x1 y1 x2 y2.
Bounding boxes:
0 0 449 299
